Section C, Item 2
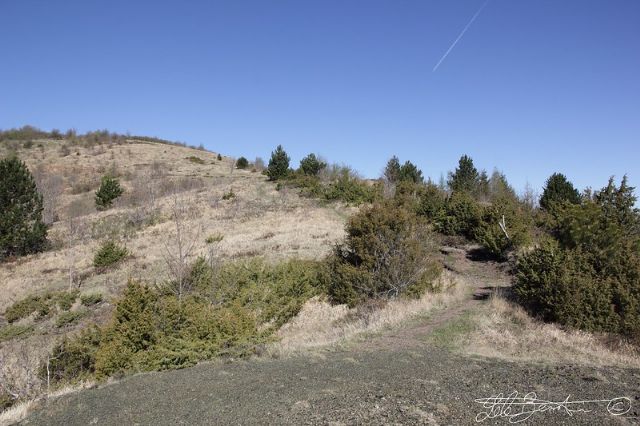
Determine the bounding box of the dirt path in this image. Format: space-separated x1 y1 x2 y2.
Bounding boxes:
21 247 640 425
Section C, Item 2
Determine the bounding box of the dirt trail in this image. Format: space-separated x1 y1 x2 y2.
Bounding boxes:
21 247 640 425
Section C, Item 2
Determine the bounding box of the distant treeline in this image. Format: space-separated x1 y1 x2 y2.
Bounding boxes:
0 125 201 149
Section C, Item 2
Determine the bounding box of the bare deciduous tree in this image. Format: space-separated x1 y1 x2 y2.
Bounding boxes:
33 165 64 225
162 194 201 300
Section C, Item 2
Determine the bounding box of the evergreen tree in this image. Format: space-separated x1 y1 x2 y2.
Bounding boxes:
398 161 424 184
383 156 401 183
488 169 516 200
299 153 326 176
266 145 290 181
235 157 249 169
448 155 479 193
95 175 124 210
539 172 581 210
0 156 47 260
476 170 490 200
595 175 639 233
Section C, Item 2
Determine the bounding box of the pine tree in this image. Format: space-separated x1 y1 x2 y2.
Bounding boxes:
398 161 424 184
448 155 479 193
235 157 249 169
299 153 326 176
95 175 124 210
266 145 290 181
0 156 47 260
539 172 581 210
384 156 401 183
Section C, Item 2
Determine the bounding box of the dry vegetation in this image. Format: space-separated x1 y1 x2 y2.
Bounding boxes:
270 270 468 356
465 295 640 369
0 138 349 413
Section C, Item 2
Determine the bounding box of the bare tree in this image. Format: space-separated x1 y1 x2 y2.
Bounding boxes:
0 343 41 405
162 194 201 300
65 205 88 290
33 165 64 225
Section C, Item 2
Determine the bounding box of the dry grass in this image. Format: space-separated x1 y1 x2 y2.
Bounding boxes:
0 138 351 414
0 399 33 426
465 296 640 368
269 270 469 356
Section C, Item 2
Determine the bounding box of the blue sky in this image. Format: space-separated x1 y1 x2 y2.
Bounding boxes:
1 0 639 194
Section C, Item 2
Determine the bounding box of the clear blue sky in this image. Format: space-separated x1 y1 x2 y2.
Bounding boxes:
1 0 639 194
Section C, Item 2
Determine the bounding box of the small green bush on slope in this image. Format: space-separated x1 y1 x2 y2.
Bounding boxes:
43 258 325 384
328 201 442 307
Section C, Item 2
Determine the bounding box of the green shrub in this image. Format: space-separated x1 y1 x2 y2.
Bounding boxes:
266 145 290 181
515 177 640 337
434 191 482 238
93 240 128 269
328 201 441 306
80 293 104 306
205 233 224 244
5 294 49 323
235 157 249 169
42 326 102 385
222 189 236 200
44 257 325 384
322 169 378 205
217 154 222 161
185 155 206 165
473 196 532 259
94 175 124 210
0 324 34 342
0 156 47 260
55 310 85 328
299 153 326 176
417 183 447 219
55 290 79 311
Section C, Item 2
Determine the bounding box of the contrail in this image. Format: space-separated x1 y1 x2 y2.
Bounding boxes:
433 0 490 72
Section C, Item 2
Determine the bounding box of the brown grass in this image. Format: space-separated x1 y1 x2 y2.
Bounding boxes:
269 270 468 356
464 296 640 368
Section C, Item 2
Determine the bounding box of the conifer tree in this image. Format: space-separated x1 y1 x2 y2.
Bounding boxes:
448 155 479 193
0 156 47 260
539 172 581 210
266 145 290 181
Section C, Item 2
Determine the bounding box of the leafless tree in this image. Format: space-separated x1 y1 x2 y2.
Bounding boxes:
162 194 201 300
0 344 41 404
33 165 64 225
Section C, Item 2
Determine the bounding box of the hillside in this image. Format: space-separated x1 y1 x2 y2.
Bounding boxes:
2 136 640 425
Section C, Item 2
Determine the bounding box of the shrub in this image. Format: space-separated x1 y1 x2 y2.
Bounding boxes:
93 240 129 269
473 196 532 259
222 189 236 200
515 177 640 337
43 258 325 384
5 294 50 323
434 191 482 238
217 154 222 161
328 201 441 307
185 155 205 165
55 310 84 328
205 233 224 244
299 153 326 176
95 175 123 210
0 324 34 343
266 145 290 181
322 169 379 205
80 293 104 306
235 157 249 169
539 172 581 210
0 156 47 260
55 290 79 311
417 183 447 219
